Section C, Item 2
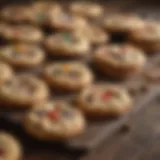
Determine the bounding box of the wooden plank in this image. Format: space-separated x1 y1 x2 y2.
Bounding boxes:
82 93 160 160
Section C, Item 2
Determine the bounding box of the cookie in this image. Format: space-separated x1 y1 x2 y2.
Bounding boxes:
76 84 133 117
43 62 93 91
44 32 90 57
70 2 103 19
0 74 49 108
24 101 86 140
1 4 33 23
75 25 109 45
48 10 87 31
0 132 22 160
103 14 145 33
93 44 146 78
30 1 61 26
0 43 45 68
2 25 43 43
0 61 13 86
129 21 160 52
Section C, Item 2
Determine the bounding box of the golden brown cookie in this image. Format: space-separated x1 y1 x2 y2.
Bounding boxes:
29 1 61 26
93 44 146 78
70 2 103 19
129 21 160 52
1 4 33 23
0 74 49 108
24 101 86 140
75 25 109 45
0 61 13 86
43 62 93 91
0 43 45 68
48 10 87 31
2 25 43 43
76 84 133 117
0 132 22 160
103 14 145 33
44 32 90 57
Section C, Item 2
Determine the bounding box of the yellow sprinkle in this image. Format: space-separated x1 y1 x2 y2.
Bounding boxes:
63 64 70 72
14 44 25 52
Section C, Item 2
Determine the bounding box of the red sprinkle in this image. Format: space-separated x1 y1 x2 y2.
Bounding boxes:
47 111 59 120
102 91 112 101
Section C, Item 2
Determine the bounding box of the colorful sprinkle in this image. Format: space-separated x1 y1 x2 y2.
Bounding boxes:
63 64 71 72
62 33 72 42
102 91 112 101
47 111 59 120
14 44 25 53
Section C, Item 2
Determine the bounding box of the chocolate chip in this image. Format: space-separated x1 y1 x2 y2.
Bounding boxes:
62 110 73 118
12 52 20 58
53 68 62 76
68 71 80 79
4 80 12 87
86 94 93 102
0 148 4 157
36 110 45 117
111 53 124 61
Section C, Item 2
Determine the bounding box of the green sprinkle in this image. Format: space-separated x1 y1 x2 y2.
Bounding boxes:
62 33 72 42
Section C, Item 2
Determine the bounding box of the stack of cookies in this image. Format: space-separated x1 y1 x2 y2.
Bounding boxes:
0 1 158 159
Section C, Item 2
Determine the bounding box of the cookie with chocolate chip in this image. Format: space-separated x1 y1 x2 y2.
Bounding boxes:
2 25 43 43
0 43 45 68
0 132 22 160
44 32 90 57
93 44 146 78
75 25 109 45
76 84 133 117
0 61 13 86
48 10 87 31
0 4 33 23
103 14 145 34
70 2 103 19
24 101 86 140
43 62 93 91
0 74 49 108
30 1 61 26
130 21 160 52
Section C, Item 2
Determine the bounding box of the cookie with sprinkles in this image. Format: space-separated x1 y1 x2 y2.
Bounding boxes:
93 44 146 78
44 32 90 57
0 132 22 160
48 10 87 31
0 43 45 68
24 101 86 140
30 1 61 26
0 74 49 108
0 61 13 86
103 14 145 34
0 4 33 23
75 25 109 45
129 21 160 52
43 62 93 91
2 25 43 43
70 2 103 19
76 84 133 117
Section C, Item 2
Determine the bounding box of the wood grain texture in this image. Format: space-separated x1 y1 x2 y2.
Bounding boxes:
82 94 160 160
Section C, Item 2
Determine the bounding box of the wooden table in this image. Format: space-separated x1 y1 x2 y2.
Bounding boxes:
0 1 159 160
